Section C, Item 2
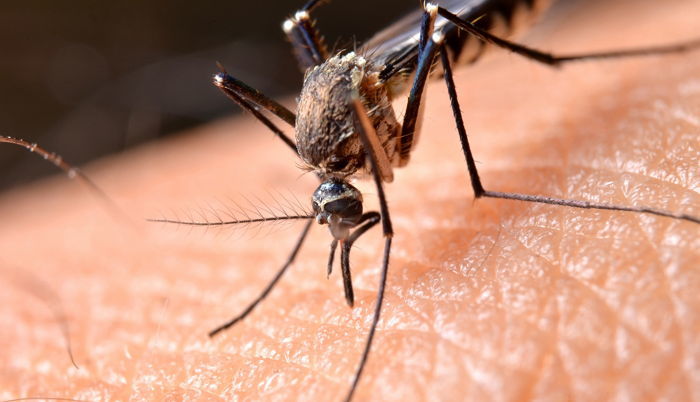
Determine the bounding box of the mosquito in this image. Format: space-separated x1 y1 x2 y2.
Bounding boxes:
141 0 700 399
3 0 699 400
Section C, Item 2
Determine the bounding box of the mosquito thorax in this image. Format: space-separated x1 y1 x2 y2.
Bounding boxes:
295 51 402 179
312 178 363 240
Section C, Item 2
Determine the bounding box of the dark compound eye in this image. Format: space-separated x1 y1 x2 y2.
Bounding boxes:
312 178 363 224
323 198 362 218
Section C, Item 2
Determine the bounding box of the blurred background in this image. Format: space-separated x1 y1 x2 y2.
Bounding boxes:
0 0 424 190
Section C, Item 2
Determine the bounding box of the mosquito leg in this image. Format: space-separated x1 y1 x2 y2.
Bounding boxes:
212 72 297 153
213 71 296 127
397 4 439 164
340 212 381 308
436 6 700 67
344 97 394 401
436 41 700 224
282 0 331 72
337 7 439 398
0 136 125 219
208 219 313 337
299 0 326 12
2 136 86 188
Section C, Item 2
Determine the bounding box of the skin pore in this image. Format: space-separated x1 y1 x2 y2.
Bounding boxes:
0 0 698 400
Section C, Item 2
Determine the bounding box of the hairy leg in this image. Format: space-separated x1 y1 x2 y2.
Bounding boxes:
0 0 698 400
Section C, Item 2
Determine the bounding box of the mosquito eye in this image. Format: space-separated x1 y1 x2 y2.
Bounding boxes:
312 179 363 222
324 198 362 219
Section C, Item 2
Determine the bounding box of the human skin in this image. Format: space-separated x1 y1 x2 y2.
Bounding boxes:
1 0 699 401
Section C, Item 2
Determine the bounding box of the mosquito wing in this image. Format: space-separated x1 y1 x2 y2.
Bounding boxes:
361 0 551 85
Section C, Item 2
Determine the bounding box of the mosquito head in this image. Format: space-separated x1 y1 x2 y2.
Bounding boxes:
312 178 363 240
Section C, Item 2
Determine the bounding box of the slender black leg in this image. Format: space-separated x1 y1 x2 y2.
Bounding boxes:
213 71 296 127
212 72 297 153
1 137 100 199
282 0 331 71
339 7 442 396
417 1 437 55
299 0 325 12
208 219 314 337
436 48 484 197
345 96 394 401
398 5 439 163
328 239 338 278
0 136 125 219
436 6 700 67
436 42 700 224
339 212 381 308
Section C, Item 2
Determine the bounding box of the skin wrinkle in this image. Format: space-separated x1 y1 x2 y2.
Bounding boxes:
568 275 654 351
484 157 695 196
533 294 564 397
655 258 687 379
247 311 370 378
665 266 696 400
549 304 571 397
616 298 669 394
554 302 603 398
233 353 335 386
379 329 531 383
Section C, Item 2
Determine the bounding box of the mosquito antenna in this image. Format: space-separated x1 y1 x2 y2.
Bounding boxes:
223 195 245 221
204 199 224 227
253 193 277 221
196 200 214 236
148 207 314 227
264 189 288 218
1 136 128 222
252 193 285 237
241 193 269 238
282 188 309 217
